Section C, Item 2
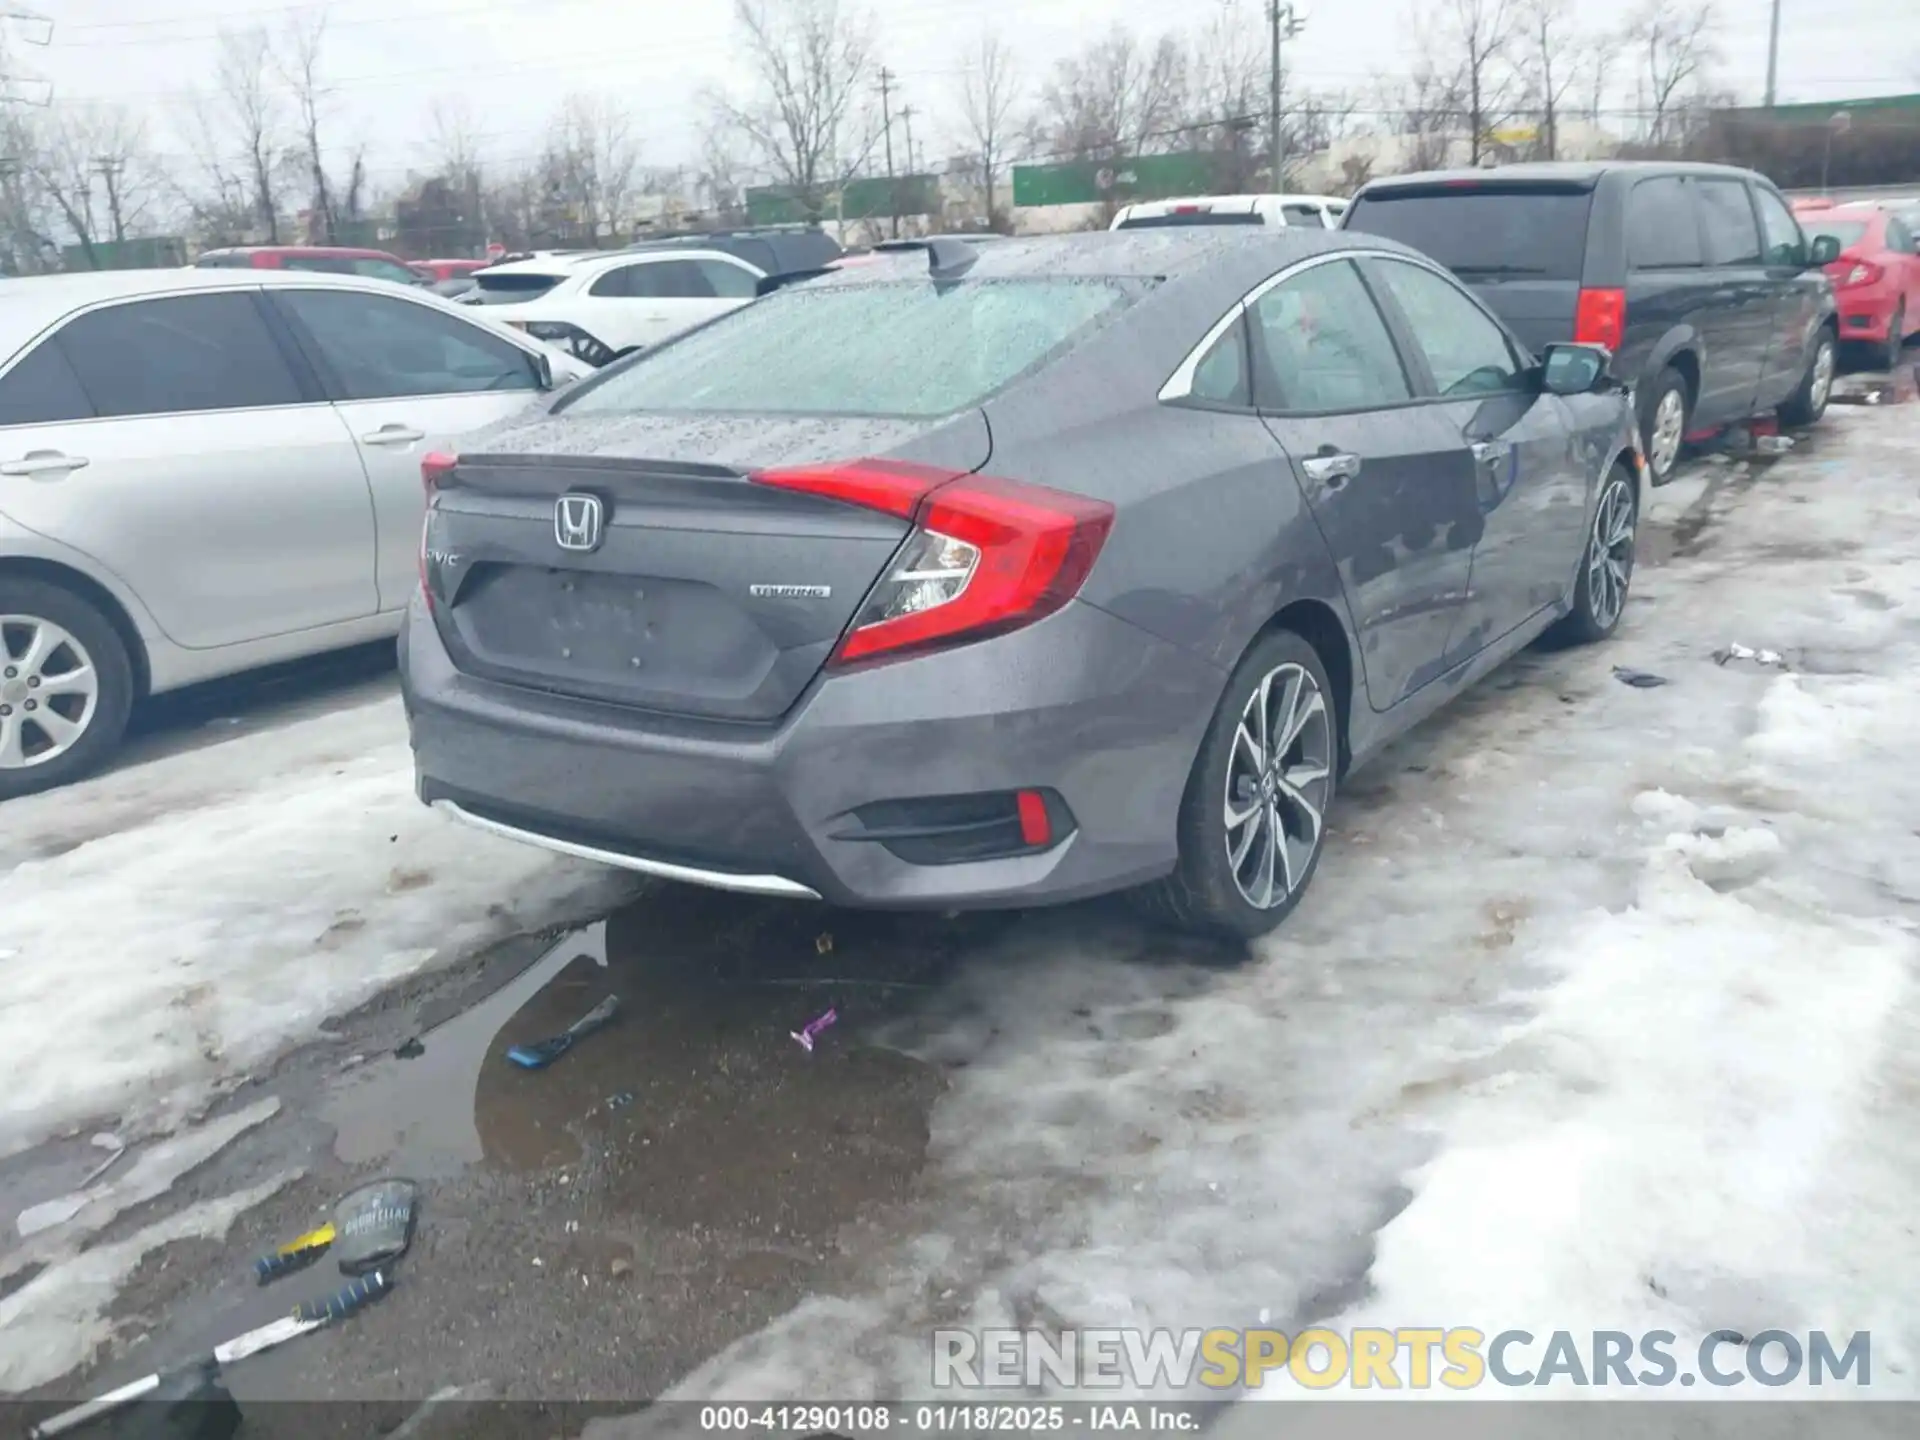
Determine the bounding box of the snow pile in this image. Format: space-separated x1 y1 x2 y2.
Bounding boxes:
0 695 631 1159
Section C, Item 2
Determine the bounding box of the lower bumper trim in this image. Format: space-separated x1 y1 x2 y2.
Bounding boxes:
430 799 822 900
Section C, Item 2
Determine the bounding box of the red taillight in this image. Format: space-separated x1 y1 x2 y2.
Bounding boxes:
419 452 456 601
1173 204 1204 214
1016 789 1051 846
1573 287 1626 353
1836 261 1882 288
749 459 1115 667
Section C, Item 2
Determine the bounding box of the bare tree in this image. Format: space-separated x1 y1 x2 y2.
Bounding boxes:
1626 0 1716 147
541 93 642 242
1384 60 1466 172
1515 0 1584 158
1585 27 1621 130
1038 24 1189 163
693 122 750 225
953 30 1021 231
707 0 877 222
1180 0 1271 188
277 8 336 241
1429 0 1518 165
26 104 154 265
425 98 485 184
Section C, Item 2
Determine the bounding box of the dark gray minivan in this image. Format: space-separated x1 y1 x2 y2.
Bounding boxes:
1342 161 1842 483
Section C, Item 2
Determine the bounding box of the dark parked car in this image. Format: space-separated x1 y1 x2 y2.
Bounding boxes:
1342 161 1842 484
402 230 1640 938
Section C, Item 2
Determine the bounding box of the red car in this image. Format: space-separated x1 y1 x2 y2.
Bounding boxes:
193 245 426 288
1792 201 1920 369
410 258 491 282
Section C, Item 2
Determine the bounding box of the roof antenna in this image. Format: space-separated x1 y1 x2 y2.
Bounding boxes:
923 237 978 280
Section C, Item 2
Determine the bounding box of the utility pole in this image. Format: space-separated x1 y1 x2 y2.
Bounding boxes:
1267 3 1307 192
92 156 126 244
899 103 919 228
1763 0 1781 107
876 66 898 238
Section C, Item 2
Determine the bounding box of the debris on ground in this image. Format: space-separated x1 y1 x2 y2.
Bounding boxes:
394 1037 425 1060
1713 642 1789 669
814 932 834 955
790 1007 839 1054
505 995 620 1070
1753 434 1795 454
605 1092 634 1110
1612 667 1670 689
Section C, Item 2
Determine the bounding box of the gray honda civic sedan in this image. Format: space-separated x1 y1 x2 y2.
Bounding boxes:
401 229 1641 938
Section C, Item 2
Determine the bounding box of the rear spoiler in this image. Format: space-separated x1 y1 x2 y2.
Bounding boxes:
756 267 836 297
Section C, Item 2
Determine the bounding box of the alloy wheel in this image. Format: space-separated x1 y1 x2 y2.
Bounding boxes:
1811 338 1835 409
0 615 99 769
1587 477 1636 631
1648 389 1686 477
1222 662 1334 910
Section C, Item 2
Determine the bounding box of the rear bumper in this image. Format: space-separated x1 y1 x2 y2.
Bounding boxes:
1836 286 1899 341
400 595 1225 909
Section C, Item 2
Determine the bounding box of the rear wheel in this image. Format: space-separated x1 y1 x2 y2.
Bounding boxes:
0 578 134 799
1140 629 1337 940
1778 327 1836 426
1639 367 1690 486
1884 303 1907 372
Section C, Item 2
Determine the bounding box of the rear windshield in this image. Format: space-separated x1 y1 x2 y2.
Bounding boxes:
470 272 567 303
1117 211 1265 229
561 277 1141 420
1343 186 1594 281
1802 220 1868 251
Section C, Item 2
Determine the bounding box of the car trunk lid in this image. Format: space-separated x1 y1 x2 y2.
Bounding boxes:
422 411 990 722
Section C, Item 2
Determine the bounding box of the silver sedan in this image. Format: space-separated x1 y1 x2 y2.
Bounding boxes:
0 268 591 797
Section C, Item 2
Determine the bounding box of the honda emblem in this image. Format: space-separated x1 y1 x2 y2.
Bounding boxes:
554 493 604 553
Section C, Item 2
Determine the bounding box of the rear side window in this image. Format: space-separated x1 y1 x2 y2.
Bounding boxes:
1695 180 1762 266
1189 315 1251 406
562 277 1140 419
1368 257 1525 397
1888 217 1917 255
55 293 304 417
621 261 717 299
1342 187 1592 280
1628 177 1703 269
272 289 536 400
1249 259 1412 412
696 259 760 298
0 341 95 426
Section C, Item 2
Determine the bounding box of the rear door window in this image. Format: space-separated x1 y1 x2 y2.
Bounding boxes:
1341 186 1593 280
1248 259 1412 412
695 259 760 298
1628 177 1704 269
562 276 1140 419
1695 180 1763 266
55 292 305 417
0 341 95 426
629 260 720 299
271 289 537 399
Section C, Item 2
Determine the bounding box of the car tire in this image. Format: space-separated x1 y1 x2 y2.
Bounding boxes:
1545 463 1638 647
1138 628 1338 941
0 577 134 800
1778 325 1836 426
1884 303 1907 373
1638 366 1690 487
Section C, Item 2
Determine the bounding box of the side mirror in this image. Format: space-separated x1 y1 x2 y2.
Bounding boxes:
529 348 555 391
1540 342 1611 397
1808 234 1842 266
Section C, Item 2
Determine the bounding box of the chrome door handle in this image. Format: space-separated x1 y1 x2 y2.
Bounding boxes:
1301 451 1362 484
360 425 426 446
0 450 88 476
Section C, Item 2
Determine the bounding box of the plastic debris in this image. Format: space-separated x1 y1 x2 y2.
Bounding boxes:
605 1091 635 1109
395 1037 426 1060
506 995 620 1069
790 1007 839 1054
1612 666 1669 689
78 1133 126 1188
814 932 834 954
1713 642 1788 669
1753 434 1795 454
17 1192 89 1238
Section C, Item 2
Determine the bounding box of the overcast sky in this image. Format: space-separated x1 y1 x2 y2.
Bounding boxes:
13 0 1918 193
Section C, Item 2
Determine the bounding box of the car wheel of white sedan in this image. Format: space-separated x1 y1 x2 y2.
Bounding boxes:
0 579 135 799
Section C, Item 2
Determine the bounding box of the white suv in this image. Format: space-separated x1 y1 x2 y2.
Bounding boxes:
459 248 766 366
1110 194 1350 230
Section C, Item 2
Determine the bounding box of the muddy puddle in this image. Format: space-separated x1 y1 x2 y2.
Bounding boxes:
51 889 1018 1407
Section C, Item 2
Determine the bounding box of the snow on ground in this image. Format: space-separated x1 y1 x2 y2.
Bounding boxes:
0 694 633 1160
593 404 1920 1421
